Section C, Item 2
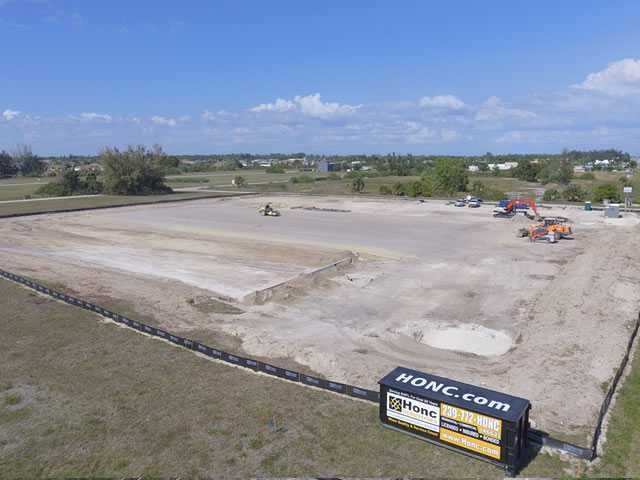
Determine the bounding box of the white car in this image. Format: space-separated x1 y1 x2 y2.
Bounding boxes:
454 199 466 207
468 199 481 208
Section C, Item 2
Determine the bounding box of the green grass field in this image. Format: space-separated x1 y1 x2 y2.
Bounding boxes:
2 168 635 213
0 276 592 478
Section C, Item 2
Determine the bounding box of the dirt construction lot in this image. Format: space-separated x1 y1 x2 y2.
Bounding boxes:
1 195 639 440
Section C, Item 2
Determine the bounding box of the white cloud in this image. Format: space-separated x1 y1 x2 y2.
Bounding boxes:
45 15 59 24
151 115 177 126
440 128 459 141
2 108 20 120
249 98 296 113
179 115 191 122
249 93 360 117
407 126 436 143
573 58 640 95
202 110 215 121
474 96 536 122
80 112 112 122
419 95 465 110
295 93 360 117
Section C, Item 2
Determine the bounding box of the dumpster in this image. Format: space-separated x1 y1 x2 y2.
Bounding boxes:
584 201 591 211
379 367 531 476
604 204 620 218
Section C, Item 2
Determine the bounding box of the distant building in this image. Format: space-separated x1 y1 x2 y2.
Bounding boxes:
468 165 479 172
573 165 585 173
73 163 103 172
317 161 337 172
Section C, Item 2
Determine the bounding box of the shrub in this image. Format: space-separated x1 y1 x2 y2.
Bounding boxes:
351 176 365 193
34 170 104 197
403 180 422 198
593 183 621 203
234 176 246 188
470 180 485 197
289 176 299 184
579 172 595 180
378 185 392 195
35 182 66 197
327 172 340 181
562 184 586 202
420 176 434 197
298 175 315 183
483 187 508 201
543 188 561 201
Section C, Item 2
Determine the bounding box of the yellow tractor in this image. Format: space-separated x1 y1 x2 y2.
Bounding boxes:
258 204 280 217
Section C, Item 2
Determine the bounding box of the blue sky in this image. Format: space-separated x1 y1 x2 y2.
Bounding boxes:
2 0 640 156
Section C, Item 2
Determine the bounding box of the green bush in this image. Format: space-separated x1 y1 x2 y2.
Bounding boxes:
579 172 595 180
543 188 561 201
470 180 485 197
351 176 365 193
298 175 315 183
483 187 508 201
234 176 246 188
35 182 66 197
34 170 104 197
378 185 392 195
402 180 422 198
593 183 621 203
327 172 341 181
289 176 299 184
562 184 587 202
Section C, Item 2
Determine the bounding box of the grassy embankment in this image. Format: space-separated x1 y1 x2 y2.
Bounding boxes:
0 276 578 478
0 191 240 217
589 325 640 477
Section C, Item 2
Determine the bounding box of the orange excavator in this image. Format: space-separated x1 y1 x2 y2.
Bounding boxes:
492 199 540 219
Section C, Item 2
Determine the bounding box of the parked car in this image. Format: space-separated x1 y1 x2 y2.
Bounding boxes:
468 196 484 204
454 199 466 207
468 199 481 208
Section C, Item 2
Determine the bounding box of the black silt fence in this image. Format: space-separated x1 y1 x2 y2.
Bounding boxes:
258 362 299 381
3 266 635 461
590 311 640 457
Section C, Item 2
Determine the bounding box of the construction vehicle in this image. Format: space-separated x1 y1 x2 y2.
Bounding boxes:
517 217 573 239
493 199 539 219
529 226 559 243
258 204 280 217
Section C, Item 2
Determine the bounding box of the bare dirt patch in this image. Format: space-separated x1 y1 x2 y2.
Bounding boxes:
1 195 639 441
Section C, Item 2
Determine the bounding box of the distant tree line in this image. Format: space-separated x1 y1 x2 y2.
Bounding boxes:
0 145 47 177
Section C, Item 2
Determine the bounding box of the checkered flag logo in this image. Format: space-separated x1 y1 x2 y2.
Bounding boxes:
389 395 402 412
